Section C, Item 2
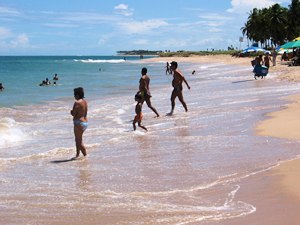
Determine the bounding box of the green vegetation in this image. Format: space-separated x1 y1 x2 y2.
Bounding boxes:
241 0 300 47
158 50 237 57
117 50 238 57
117 50 163 55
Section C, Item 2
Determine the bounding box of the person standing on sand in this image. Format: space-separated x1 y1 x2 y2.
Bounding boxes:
263 52 271 68
139 67 160 117
71 87 88 159
168 61 190 115
271 49 277 66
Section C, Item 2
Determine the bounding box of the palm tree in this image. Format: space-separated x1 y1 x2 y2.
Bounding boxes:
268 4 288 45
241 22 251 46
245 8 261 44
241 1 300 48
287 0 300 40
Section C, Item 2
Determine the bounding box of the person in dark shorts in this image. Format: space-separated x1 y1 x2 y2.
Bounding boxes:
139 67 159 117
168 61 190 115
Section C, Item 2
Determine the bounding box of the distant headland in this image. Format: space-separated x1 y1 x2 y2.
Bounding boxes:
117 49 238 57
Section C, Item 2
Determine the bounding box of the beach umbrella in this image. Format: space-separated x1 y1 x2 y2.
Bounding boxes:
242 46 266 53
291 40 300 48
293 37 300 41
279 41 295 49
277 49 293 54
275 45 281 51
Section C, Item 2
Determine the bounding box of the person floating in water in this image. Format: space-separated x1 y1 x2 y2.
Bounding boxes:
45 78 51 85
139 67 159 117
133 92 147 131
53 74 59 81
71 87 88 159
0 83 4 91
169 61 190 115
39 80 47 86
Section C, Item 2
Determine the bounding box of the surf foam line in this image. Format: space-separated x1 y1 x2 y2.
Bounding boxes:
74 59 125 63
67 185 256 224
0 143 100 166
0 117 31 148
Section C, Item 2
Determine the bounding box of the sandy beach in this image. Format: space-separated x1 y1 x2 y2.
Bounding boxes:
1 54 300 224
144 54 300 224
144 54 300 80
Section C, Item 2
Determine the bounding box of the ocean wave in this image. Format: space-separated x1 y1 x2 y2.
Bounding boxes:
73 59 125 63
0 117 30 148
0 142 101 166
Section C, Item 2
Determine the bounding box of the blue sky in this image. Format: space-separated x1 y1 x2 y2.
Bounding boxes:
0 0 290 55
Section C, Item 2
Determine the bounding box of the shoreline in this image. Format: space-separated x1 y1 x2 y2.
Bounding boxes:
142 54 300 80
144 54 300 224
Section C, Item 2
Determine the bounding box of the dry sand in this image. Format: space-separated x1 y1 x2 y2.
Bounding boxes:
144 54 300 80
145 54 300 224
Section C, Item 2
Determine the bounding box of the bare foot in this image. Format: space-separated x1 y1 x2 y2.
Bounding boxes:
166 112 173 116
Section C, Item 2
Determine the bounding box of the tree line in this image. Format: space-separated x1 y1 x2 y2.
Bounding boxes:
117 50 163 55
241 0 300 48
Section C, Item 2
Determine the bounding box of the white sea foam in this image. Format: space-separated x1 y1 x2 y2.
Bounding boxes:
0 117 30 148
74 59 125 63
117 108 126 115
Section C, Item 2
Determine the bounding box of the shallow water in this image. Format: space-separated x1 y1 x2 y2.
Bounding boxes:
0 57 300 224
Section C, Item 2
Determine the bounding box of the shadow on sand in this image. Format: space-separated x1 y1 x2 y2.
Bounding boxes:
50 157 83 164
232 79 254 84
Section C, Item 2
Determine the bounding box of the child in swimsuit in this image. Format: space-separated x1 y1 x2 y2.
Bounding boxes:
133 92 147 131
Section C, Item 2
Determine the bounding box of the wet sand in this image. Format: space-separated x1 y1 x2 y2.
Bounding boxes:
1 54 299 224
217 160 300 225
144 54 300 224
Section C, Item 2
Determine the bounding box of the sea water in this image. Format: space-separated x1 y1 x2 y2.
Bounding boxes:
0 56 300 224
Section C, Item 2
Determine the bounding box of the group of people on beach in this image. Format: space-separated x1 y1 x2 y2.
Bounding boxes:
281 48 300 66
252 52 273 69
133 61 190 131
251 52 274 79
39 74 59 86
71 61 190 159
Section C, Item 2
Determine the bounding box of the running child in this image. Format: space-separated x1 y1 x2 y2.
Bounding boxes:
133 92 148 131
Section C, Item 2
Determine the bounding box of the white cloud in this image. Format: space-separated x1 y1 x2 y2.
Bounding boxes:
119 19 168 34
157 38 189 49
0 27 12 40
43 23 79 28
118 19 168 34
61 12 120 24
227 0 289 13
132 39 149 45
10 34 29 48
208 27 222 33
114 4 128 10
0 32 30 51
98 34 113 45
114 4 133 16
0 6 20 16
199 13 233 22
